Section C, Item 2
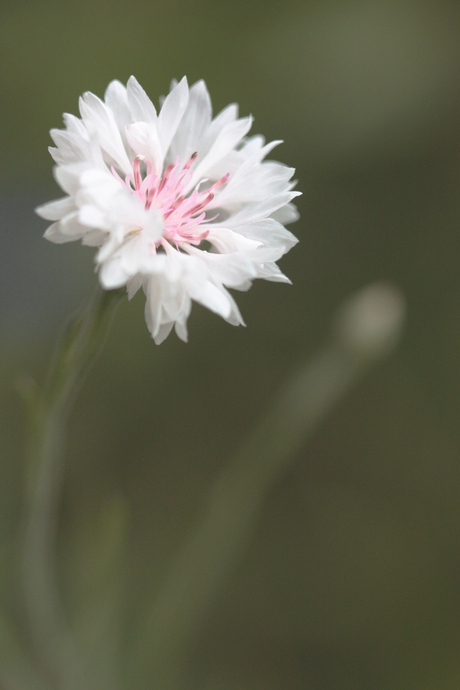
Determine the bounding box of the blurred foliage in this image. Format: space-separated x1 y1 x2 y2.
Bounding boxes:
2 0 460 688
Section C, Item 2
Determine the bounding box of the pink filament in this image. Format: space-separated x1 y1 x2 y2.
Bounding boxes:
112 154 228 246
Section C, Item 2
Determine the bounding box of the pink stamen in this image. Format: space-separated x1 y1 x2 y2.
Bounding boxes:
187 193 214 217
133 156 143 191
183 151 198 170
113 154 229 247
157 163 175 194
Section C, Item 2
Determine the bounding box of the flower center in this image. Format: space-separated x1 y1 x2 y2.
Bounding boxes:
113 154 229 247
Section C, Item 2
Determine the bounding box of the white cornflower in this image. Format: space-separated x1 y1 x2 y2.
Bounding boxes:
37 77 300 344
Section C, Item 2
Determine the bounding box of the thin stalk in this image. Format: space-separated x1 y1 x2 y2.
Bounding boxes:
22 287 124 690
134 343 366 688
135 283 405 689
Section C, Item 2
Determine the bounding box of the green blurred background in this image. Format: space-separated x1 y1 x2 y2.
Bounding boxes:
2 0 460 688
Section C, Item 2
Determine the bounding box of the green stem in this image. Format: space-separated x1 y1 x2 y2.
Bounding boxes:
135 283 405 689
135 342 368 688
22 287 124 690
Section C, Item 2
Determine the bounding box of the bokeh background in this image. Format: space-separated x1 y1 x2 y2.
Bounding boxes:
2 0 460 688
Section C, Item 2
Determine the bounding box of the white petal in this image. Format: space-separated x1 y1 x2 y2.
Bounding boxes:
187 116 253 190
226 301 246 326
59 211 88 237
125 122 163 174
174 318 189 342
62 112 88 139
210 161 295 209
142 207 164 244
79 91 132 174
127 76 158 123
43 221 75 244
36 196 75 221
144 277 163 337
77 168 121 207
154 321 175 345
206 227 262 253
99 256 130 289
157 76 189 158
143 275 189 342
104 80 132 142
49 129 88 164
97 233 166 276
213 191 301 228
168 79 212 161
270 202 300 225
256 262 292 283
242 137 283 162
54 163 88 195
78 204 110 229
188 279 232 319
186 246 256 288
81 229 106 246
44 211 88 243
127 274 143 299
143 280 158 334
205 103 239 143
229 219 299 251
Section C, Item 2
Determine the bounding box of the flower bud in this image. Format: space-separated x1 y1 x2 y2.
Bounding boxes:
333 283 406 360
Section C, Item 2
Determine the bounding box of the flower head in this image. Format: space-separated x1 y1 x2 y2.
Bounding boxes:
37 77 300 343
